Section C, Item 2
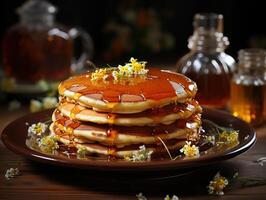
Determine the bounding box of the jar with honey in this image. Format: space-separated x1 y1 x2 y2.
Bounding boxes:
231 48 266 126
2 0 93 88
176 13 235 108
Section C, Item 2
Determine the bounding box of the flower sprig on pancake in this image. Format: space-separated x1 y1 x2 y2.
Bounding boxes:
91 68 109 81
91 57 148 82
113 57 148 80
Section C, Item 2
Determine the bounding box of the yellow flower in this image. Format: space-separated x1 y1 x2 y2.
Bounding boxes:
91 68 108 81
219 130 239 145
28 122 47 136
207 172 229 195
91 58 148 81
180 141 199 158
118 64 133 76
130 57 147 73
38 135 59 154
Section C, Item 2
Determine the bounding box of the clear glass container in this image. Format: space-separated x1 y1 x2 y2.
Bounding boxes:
176 13 235 108
2 0 93 84
231 48 266 126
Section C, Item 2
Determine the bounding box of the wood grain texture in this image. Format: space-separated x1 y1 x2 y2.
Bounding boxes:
1 106 266 200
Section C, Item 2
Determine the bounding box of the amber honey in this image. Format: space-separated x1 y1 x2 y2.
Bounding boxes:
185 71 230 108
231 82 266 126
3 25 73 83
230 48 266 126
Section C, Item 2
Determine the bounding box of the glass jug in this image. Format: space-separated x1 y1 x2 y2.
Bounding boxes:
176 13 235 108
2 0 93 84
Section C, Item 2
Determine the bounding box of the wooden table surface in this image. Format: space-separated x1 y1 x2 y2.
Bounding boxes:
1 105 266 200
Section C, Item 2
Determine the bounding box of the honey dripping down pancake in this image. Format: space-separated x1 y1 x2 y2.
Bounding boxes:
50 124 188 158
51 110 201 146
57 98 202 126
46 58 202 159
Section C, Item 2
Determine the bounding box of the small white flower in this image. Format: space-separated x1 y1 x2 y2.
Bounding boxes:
77 146 88 159
180 141 200 158
28 122 47 136
30 99 43 112
38 135 59 154
164 195 180 200
136 193 147 200
42 97 58 109
207 172 229 196
125 145 153 162
8 100 21 111
5 168 20 180
206 135 215 145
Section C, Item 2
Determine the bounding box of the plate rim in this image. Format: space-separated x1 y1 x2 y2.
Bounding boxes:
1 108 256 171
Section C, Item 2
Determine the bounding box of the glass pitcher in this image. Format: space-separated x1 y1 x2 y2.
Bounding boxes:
176 13 235 108
2 0 93 85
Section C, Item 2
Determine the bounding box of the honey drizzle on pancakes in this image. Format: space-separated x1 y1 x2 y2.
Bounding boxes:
59 98 201 125
58 68 197 103
53 110 201 139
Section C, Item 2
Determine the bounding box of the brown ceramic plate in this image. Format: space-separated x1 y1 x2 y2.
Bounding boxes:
1 108 256 172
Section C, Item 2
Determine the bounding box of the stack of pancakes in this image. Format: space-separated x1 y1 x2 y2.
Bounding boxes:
50 68 202 158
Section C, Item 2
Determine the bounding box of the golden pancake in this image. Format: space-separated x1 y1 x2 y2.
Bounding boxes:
58 68 197 114
57 99 202 126
51 111 201 146
50 124 187 158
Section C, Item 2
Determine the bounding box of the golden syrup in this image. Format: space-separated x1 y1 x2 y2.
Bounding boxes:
70 105 82 119
58 68 197 103
106 113 116 124
54 109 201 138
73 93 82 100
107 147 116 156
231 82 266 126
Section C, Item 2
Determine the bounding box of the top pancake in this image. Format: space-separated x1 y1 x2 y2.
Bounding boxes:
58 68 198 114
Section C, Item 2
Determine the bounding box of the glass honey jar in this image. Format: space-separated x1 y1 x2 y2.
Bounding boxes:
176 13 235 108
231 48 266 126
2 0 93 86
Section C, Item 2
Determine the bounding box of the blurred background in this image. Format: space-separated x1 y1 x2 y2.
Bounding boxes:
1 0 265 63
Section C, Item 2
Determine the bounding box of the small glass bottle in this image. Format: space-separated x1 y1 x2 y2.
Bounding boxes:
231 48 266 126
176 13 235 108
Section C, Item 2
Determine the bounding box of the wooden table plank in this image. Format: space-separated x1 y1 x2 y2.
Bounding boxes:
1 106 266 200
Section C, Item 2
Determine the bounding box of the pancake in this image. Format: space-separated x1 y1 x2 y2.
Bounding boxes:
50 124 187 158
51 111 201 146
58 68 198 114
57 99 202 126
